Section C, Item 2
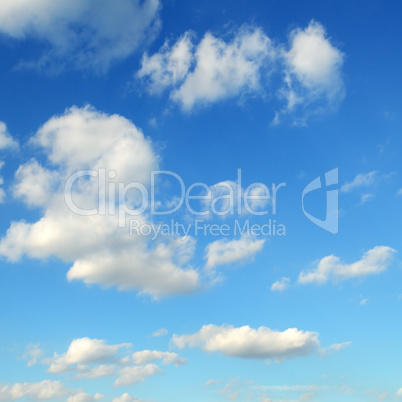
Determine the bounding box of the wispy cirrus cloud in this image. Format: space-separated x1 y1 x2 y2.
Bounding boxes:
341 171 378 193
151 328 168 338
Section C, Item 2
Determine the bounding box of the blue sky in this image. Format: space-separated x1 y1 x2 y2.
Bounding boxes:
0 1 401 401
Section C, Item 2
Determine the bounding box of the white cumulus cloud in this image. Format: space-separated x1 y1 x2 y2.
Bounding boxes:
138 21 345 124
41 336 185 387
112 394 142 402
275 20 344 125
44 337 130 374
138 32 194 94
172 324 320 360
284 21 344 102
138 26 275 110
0 380 76 401
0 106 199 297
298 246 396 285
67 393 103 402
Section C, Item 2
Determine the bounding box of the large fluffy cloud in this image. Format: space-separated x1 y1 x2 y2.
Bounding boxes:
0 106 199 296
137 21 345 122
172 324 320 360
0 0 160 72
298 246 396 285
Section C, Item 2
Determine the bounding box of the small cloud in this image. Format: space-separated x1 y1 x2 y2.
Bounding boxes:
149 118 158 128
23 343 44 367
276 20 345 124
112 394 143 402
359 193 374 205
321 341 351 356
271 277 290 292
360 298 369 306
298 246 396 285
341 171 377 193
205 379 221 387
151 328 168 337
204 235 265 270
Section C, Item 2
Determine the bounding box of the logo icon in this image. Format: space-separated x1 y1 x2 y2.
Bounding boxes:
302 168 339 234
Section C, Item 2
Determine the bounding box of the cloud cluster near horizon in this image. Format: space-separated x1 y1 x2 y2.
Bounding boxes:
41 337 186 387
